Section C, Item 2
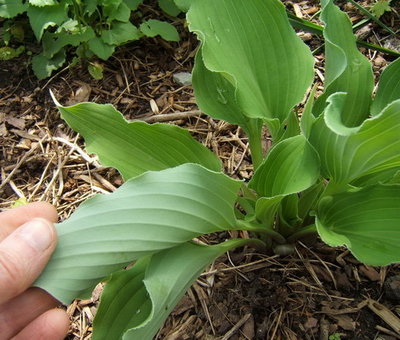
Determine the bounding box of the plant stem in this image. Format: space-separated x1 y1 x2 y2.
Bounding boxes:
248 129 264 170
286 224 317 243
236 220 286 244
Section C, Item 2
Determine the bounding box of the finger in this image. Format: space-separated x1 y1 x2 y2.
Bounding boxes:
0 288 60 339
0 218 57 305
0 202 58 241
12 308 69 340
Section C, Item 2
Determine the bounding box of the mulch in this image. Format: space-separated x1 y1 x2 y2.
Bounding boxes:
1 0 400 339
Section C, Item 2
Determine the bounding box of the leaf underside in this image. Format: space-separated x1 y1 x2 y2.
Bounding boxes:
35 164 241 304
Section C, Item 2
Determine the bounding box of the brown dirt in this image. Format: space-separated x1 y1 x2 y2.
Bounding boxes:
1 1 400 339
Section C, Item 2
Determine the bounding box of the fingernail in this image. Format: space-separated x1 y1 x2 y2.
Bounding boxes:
17 218 54 251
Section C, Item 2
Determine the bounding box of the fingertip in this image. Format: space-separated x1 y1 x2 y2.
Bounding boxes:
28 202 59 223
0 202 58 241
13 308 70 340
46 308 71 337
0 218 58 303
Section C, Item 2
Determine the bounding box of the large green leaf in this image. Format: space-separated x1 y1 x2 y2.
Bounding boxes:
105 2 131 23
34 164 241 304
187 0 314 122
371 57 400 116
254 196 283 228
158 0 180 16
192 50 263 165
88 37 115 60
352 167 400 187
42 27 95 58
313 0 374 126
309 93 400 185
101 22 141 45
31 49 66 80
93 239 255 340
139 19 179 42
27 1 69 40
249 135 320 197
192 50 261 133
316 184 400 266
123 0 142 10
57 102 221 180
173 0 191 12
92 257 151 340
0 0 27 18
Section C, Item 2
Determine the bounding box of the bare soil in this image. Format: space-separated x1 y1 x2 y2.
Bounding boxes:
1 1 400 339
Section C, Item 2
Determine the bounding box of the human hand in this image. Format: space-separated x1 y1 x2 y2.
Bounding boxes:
0 202 69 340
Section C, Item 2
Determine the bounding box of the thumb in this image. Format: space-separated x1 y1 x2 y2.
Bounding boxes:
0 218 57 305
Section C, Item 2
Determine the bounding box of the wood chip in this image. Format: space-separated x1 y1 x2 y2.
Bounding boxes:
359 265 380 281
292 3 303 18
150 98 159 114
368 299 400 335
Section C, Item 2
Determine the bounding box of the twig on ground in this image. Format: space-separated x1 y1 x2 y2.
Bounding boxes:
0 138 44 192
221 313 251 340
139 110 202 123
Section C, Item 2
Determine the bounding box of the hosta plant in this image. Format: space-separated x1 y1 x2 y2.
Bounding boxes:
35 0 400 338
0 0 180 79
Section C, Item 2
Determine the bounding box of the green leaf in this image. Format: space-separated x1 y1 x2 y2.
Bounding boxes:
278 111 301 142
0 46 24 60
10 23 25 42
139 19 179 42
92 257 151 340
316 184 400 266
298 181 325 220
352 167 400 187
11 197 28 208
187 0 314 122
309 93 400 185
0 0 27 18
101 21 141 45
31 49 66 80
88 62 104 80
279 194 301 228
158 0 181 16
27 0 69 40
29 0 57 6
313 0 374 126
34 163 241 304
370 0 392 18
57 102 221 180
249 135 320 197
84 0 98 14
173 0 191 12
123 0 142 11
300 84 317 138
42 27 95 58
94 239 253 340
192 49 263 144
88 37 115 60
371 57 400 116
255 196 282 228
105 2 131 23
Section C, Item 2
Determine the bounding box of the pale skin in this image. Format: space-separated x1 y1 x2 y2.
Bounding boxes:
0 202 69 340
